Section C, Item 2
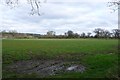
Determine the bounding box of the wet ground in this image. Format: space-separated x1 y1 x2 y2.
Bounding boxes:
6 59 86 77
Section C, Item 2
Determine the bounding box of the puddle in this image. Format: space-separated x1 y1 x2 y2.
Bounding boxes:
6 60 85 77
66 65 85 73
67 65 78 71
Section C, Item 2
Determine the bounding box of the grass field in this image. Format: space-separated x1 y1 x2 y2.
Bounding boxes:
2 39 119 78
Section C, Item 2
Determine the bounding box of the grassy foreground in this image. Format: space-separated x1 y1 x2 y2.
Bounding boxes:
2 39 119 78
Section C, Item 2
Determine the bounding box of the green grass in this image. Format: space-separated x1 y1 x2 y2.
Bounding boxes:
48 54 118 78
2 39 119 78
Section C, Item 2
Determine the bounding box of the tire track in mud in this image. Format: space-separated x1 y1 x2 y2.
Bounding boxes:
5 59 86 77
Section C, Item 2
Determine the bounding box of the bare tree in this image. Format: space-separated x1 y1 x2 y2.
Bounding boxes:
103 30 111 39
108 0 120 12
5 0 47 15
47 31 55 37
81 32 86 38
87 32 91 38
74 33 79 38
93 28 104 38
112 29 120 38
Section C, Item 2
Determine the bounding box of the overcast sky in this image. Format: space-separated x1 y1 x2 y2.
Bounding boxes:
0 0 118 35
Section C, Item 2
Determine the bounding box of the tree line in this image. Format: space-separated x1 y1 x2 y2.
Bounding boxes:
1 28 120 39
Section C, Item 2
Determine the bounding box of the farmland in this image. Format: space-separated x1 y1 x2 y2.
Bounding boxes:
2 39 119 78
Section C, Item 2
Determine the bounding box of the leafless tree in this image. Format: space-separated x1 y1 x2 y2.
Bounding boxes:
103 30 111 38
87 32 91 38
112 29 120 38
108 0 120 12
93 28 104 38
5 0 47 15
5 0 120 15
81 32 86 38
47 31 55 37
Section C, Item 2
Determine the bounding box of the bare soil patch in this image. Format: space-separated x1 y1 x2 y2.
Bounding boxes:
5 59 86 77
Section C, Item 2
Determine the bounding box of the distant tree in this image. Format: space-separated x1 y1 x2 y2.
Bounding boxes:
94 28 112 39
103 30 110 39
87 32 91 38
9 30 18 37
9 30 17 33
74 33 79 38
67 30 74 38
1 30 7 34
112 29 120 38
64 32 67 37
47 31 55 37
93 28 104 38
81 32 86 38
109 33 114 38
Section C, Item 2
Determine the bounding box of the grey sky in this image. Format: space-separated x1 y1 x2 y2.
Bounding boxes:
0 0 118 35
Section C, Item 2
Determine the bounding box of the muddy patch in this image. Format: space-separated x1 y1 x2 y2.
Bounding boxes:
6 60 85 77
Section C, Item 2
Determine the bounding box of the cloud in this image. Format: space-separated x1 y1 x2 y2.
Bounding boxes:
0 0 118 35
